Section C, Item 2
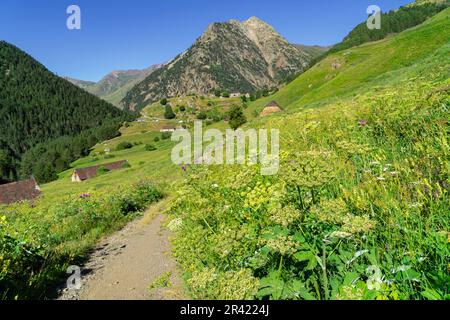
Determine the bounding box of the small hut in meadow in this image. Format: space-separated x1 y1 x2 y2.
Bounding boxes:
71 160 129 182
260 101 283 117
0 177 41 205
160 125 176 133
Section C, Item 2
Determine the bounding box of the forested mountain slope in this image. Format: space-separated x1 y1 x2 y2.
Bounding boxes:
0 41 132 183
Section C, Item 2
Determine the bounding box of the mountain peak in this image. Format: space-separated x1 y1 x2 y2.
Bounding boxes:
243 16 274 30
122 17 312 110
241 16 282 47
244 16 270 26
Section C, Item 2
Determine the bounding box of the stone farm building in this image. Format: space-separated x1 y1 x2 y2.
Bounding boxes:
72 160 129 182
260 101 283 117
160 125 176 133
0 177 41 205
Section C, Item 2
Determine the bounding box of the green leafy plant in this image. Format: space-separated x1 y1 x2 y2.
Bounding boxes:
148 272 173 290
145 144 157 151
228 105 247 130
116 141 133 151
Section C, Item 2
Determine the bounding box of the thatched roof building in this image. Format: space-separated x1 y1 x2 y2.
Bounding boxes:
260 101 283 117
72 160 128 182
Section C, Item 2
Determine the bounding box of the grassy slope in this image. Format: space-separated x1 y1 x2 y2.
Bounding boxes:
248 9 450 115
166 9 450 300
100 77 144 107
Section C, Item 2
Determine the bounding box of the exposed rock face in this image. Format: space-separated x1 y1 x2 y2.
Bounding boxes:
122 17 312 111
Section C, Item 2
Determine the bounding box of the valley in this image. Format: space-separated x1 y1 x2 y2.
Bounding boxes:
66 64 163 108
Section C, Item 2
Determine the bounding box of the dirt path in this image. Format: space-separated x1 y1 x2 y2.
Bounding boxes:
58 199 186 300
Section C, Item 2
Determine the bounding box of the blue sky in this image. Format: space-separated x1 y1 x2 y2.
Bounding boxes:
0 0 412 81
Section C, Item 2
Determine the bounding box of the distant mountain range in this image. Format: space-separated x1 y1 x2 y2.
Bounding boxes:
293 44 330 59
65 65 162 108
121 17 317 111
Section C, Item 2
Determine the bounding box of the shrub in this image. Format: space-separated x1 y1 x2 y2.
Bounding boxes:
228 105 247 130
164 105 176 120
212 114 222 123
116 141 133 151
197 112 207 120
121 162 132 169
160 98 168 106
154 136 160 143
145 144 157 151
161 132 172 140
